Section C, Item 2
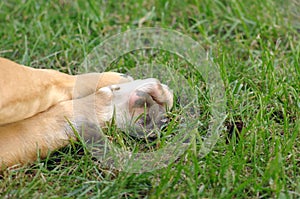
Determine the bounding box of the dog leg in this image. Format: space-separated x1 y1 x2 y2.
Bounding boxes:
0 57 132 125
0 79 173 170
0 86 117 169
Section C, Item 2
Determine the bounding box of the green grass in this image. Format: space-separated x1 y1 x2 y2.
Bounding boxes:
0 0 299 198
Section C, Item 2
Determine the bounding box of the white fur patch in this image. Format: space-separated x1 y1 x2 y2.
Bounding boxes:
98 86 112 93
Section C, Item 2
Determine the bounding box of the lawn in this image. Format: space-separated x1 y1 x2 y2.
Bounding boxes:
0 0 299 198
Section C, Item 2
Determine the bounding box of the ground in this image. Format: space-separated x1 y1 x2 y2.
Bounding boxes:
0 0 299 198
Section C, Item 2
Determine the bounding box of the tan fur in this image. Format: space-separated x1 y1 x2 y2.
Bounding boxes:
0 57 173 170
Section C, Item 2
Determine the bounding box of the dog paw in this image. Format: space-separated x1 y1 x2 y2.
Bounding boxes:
97 78 173 137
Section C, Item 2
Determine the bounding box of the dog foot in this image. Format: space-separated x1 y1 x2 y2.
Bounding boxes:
98 78 173 137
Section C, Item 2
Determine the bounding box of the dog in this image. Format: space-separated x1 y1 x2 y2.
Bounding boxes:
0 57 173 170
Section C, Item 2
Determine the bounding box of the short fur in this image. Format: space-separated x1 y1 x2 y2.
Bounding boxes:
0 57 173 170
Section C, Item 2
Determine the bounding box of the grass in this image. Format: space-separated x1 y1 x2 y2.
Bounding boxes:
0 0 299 198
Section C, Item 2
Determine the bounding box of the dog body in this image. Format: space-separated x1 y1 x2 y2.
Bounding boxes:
0 58 173 170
